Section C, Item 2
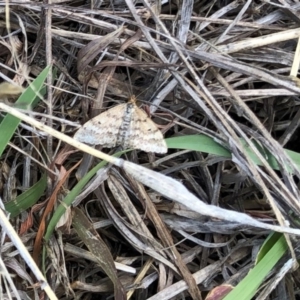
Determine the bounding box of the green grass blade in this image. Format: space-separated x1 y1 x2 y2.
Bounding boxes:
5 174 47 218
42 160 108 274
42 150 126 273
166 135 230 156
255 232 283 264
44 151 127 244
223 234 287 300
166 135 300 171
0 66 51 157
44 160 107 242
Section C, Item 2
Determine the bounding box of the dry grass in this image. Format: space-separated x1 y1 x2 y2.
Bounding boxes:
1 0 300 299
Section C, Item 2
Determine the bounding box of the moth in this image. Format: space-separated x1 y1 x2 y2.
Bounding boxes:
74 96 167 153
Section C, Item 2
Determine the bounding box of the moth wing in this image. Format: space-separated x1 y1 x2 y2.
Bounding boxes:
126 107 167 153
74 104 126 146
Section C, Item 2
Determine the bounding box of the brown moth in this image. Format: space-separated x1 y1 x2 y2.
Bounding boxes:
74 96 167 153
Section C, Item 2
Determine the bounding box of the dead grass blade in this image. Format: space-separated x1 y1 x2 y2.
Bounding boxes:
77 27 124 75
99 179 179 272
0 208 57 300
71 207 126 300
3 0 300 297
120 160 300 236
126 175 202 300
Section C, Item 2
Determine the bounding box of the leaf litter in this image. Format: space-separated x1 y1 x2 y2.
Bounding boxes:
0 1 300 300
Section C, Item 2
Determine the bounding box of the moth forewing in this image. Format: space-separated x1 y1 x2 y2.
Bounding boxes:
126 106 167 153
74 104 125 146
